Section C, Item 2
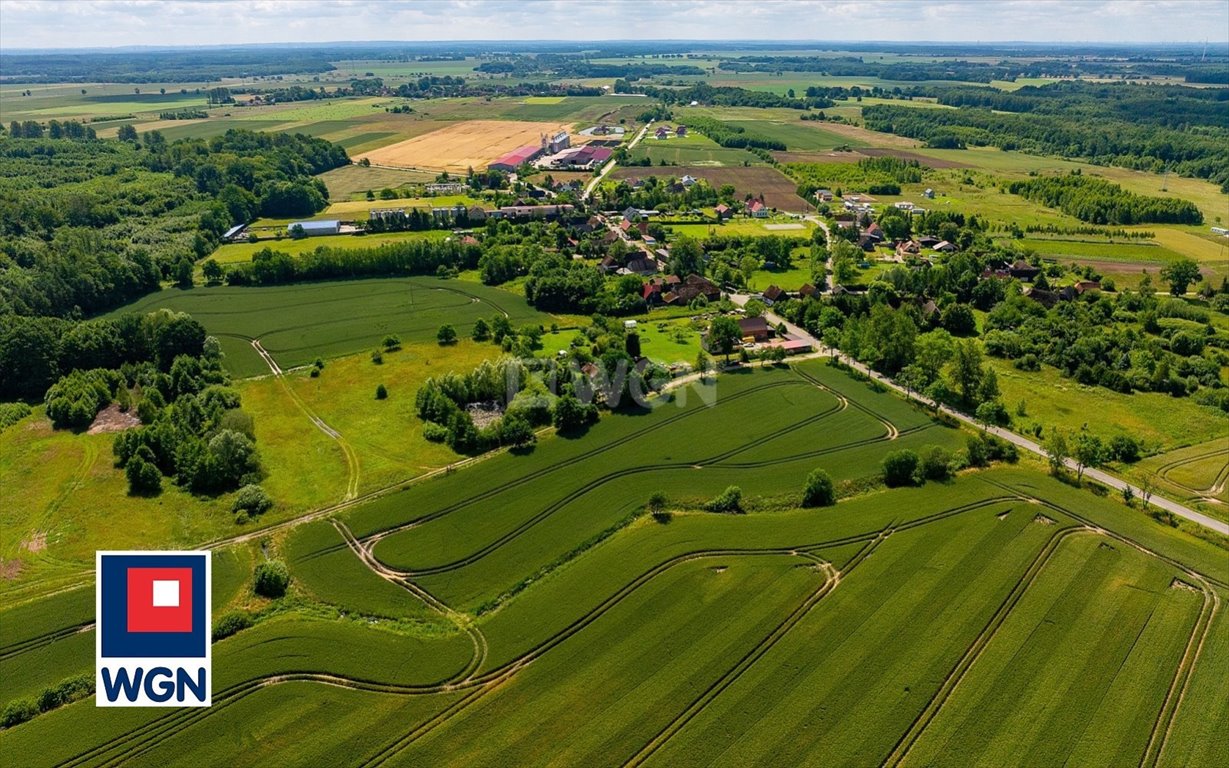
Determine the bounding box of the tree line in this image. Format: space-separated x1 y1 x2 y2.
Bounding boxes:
1006 174 1203 225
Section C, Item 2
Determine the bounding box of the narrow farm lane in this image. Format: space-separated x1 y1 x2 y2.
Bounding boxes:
583 120 651 202
251 339 360 501
725 294 1229 535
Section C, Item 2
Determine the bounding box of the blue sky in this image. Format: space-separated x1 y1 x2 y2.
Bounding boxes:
2 0 1227 50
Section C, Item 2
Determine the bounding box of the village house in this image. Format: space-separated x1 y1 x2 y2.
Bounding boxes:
714 203 733 221
675 125 687 137
814 189 834 203
932 240 957 253
748 199 769 218
761 285 787 305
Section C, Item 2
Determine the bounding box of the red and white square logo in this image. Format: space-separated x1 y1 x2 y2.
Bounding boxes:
126 567 194 633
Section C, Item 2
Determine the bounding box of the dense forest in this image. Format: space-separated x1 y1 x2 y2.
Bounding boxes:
1007 174 1203 225
0 129 346 318
863 97 1229 191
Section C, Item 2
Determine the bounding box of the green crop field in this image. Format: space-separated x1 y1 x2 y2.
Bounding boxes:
2 359 1227 766
210 230 451 264
104 277 554 377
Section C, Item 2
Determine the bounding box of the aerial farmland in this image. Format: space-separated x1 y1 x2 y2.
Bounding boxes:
1 5 1228 767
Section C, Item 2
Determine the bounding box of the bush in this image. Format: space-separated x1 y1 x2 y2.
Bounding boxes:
253 559 290 598
647 491 668 513
35 674 93 713
382 334 401 351
919 445 954 481
437 324 458 345
802 468 836 507
125 455 162 495
212 610 254 641
1 698 37 728
705 485 743 513
375 384 388 400
371 349 384 364
975 400 1011 426
882 449 920 487
422 421 449 442
1108 435 1141 463
232 484 272 517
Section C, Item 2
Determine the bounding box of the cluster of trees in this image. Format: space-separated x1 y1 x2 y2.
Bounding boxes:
224 238 482 286
111 347 261 496
364 206 480 233
1006 174 1203 225
1 309 208 401
415 357 574 453
863 102 1229 191
600 176 722 212
6 119 97 140
685 116 787 151
787 157 925 199
982 287 1227 401
1 129 350 319
157 109 209 120
613 82 828 110
715 56 1020 83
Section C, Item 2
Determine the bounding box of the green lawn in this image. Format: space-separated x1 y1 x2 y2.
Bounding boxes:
211 230 451 264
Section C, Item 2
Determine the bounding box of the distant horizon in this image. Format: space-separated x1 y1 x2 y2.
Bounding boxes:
2 0 1227 51
5 39 1229 55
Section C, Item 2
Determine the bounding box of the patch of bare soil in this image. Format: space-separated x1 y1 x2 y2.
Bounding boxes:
0 559 23 580
22 532 47 553
1033 513 1056 526
88 403 141 434
466 401 505 430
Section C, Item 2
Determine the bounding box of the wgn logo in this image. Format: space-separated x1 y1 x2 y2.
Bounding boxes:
96 551 211 707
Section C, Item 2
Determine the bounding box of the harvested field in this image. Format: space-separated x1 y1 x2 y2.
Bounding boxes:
354 120 590 173
611 166 809 211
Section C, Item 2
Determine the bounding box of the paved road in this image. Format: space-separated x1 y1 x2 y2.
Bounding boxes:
583 121 651 202
726 293 1229 535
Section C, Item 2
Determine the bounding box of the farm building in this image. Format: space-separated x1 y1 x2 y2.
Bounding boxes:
544 131 570 154
549 145 613 170
814 189 834 202
488 145 543 172
715 204 733 220
288 220 340 237
738 316 772 343
426 182 468 195
763 338 812 355
493 204 575 220
1212 226 1229 237
222 224 247 242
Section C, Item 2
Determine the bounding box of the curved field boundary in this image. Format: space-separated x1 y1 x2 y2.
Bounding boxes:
881 524 1091 767
252 339 360 500
1155 447 1229 498
0 622 93 661
50 496 1015 767
795 365 900 439
332 520 489 684
978 478 1226 765
351 378 815 549
384 397 851 576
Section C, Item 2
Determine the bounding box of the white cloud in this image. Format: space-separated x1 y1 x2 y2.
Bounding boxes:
0 0 1225 49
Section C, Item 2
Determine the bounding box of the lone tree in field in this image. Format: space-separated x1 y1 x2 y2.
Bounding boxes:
437 324 457 345
472 318 491 341
802 468 836 507
1160 258 1201 296
708 316 742 363
375 384 388 400
253 560 290 598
